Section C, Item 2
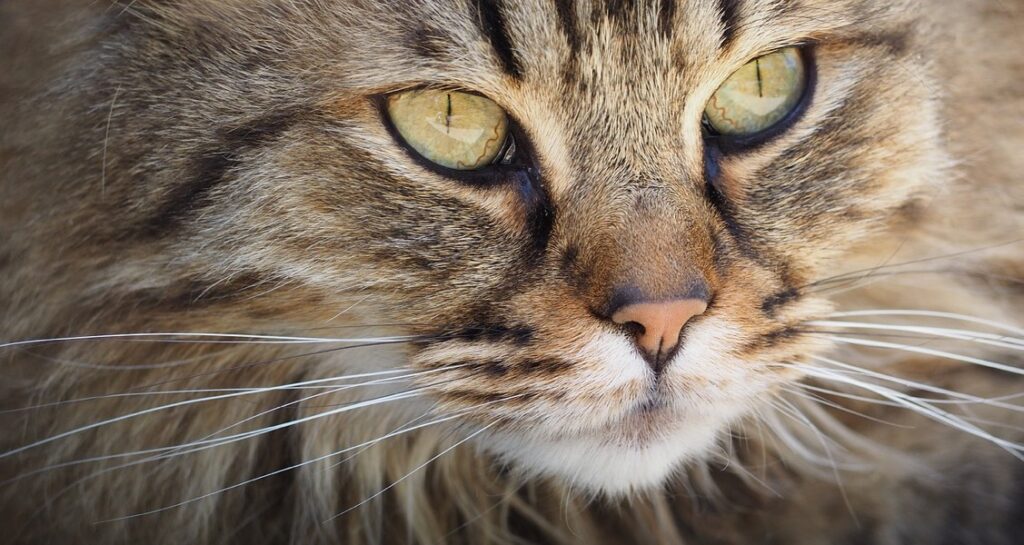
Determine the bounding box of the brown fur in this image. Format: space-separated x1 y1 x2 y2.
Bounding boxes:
1 1 1022 543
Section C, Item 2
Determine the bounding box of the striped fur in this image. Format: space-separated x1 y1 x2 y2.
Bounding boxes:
1 1 1022 543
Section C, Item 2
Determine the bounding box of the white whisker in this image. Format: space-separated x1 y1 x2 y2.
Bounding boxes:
14 348 232 370
809 320 1024 351
0 332 421 350
100 397 515 522
826 310 1024 337
794 382 905 408
323 420 499 524
809 356 1024 413
0 365 463 459
793 365 1024 460
0 369 447 414
98 412 466 522
824 336 1024 377
2 388 428 490
781 386 911 427
767 396 865 471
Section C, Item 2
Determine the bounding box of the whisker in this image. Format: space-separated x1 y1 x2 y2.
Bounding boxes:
16 347 233 371
823 336 1024 377
95 412 463 522
806 356 1024 412
790 365 1024 460
807 268 1024 292
769 395 862 520
825 310 1024 337
2 387 426 489
765 396 863 471
137 338 427 389
324 399 447 471
796 382 907 408
0 385 409 415
801 239 1023 292
99 398 513 522
780 386 911 427
0 361 445 414
323 420 499 524
0 366 451 459
809 320 1024 351
169 369 458 448
3 367 485 486
798 329 966 343
0 332 422 350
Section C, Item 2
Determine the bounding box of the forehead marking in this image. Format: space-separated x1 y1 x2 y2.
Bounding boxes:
717 0 743 51
470 0 523 80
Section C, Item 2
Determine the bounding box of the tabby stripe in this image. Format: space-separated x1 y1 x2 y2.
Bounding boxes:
143 109 302 235
842 30 913 58
471 0 523 80
604 0 636 24
742 325 801 351
761 287 799 317
717 0 742 50
552 0 581 57
704 150 789 275
406 22 451 61
658 0 677 38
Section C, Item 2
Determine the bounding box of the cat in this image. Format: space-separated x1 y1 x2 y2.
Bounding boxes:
1 0 1022 543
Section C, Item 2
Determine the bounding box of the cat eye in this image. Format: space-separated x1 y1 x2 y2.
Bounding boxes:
385 90 514 171
703 47 808 142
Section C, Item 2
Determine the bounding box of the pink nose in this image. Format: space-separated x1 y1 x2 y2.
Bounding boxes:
611 298 708 362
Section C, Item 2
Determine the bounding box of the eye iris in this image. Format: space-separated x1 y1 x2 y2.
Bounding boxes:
386 90 509 170
704 47 806 137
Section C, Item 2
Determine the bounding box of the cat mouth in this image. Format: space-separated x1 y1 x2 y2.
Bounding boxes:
634 395 668 415
598 394 686 442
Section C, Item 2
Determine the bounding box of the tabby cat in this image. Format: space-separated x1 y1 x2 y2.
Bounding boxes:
1 0 1022 544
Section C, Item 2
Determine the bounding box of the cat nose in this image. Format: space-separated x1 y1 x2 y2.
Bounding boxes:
610 296 708 373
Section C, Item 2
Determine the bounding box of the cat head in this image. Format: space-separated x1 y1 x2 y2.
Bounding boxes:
15 0 947 495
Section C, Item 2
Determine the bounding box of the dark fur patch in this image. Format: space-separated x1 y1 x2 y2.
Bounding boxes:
761 287 799 316
473 357 573 378
134 272 273 311
704 165 772 269
143 109 303 236
471 0 523 80
604 0 636 25
743 325 801 351
658 0 677 38
516 169 556 260
406 22 451 60
717 0 742 51
451 323 536 346
552 0 582 85
552 0 581 56
559 243 584 284
845 29 913 57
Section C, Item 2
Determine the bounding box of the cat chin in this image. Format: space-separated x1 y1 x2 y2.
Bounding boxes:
483 411 735 496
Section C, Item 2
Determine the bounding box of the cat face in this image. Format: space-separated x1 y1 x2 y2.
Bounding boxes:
22 0 946 495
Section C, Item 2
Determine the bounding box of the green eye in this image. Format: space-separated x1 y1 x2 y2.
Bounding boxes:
386 90 511 171
704 47 807 138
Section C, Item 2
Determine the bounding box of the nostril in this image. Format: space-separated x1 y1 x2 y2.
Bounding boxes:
620 320 646 337
609 298 709 370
